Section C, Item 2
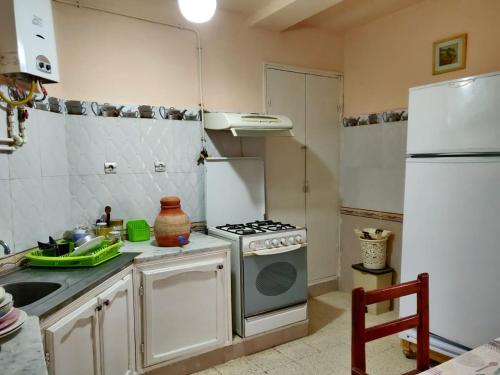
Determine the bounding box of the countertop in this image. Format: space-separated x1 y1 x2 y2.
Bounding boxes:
0 316 47 375
0 252 138 319
0 232 229 374
422 337 500 374
121 232 231 263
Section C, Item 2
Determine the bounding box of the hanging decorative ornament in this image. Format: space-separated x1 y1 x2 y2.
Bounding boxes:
178 0 217 23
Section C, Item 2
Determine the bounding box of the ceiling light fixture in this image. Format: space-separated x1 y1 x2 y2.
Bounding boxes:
177 0 217 23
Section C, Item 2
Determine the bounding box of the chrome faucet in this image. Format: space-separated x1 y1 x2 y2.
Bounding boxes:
0 240 11 256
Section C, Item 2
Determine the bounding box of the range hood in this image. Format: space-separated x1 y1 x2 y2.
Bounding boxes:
204 112 293 137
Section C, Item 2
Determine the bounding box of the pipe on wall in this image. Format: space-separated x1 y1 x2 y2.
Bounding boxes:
51 0 207 145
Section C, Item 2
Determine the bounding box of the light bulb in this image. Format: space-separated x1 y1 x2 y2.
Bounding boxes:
178 0 217 23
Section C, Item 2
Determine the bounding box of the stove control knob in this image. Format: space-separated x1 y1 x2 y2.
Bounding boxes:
280 237 288 246
288 236 296 245
271 238 280 247
264 239 272 248
294 235 303 244
249 241 257 250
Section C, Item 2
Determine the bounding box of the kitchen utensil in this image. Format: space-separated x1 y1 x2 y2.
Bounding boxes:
154 196 191 247
0 286 5 303
91 102 123 117
120 110 139 118
183 111 199 120
48 97 62 113
72 229 87 242
65 100 87 115
138 105 155 119
163 107 187 120
72 236 105 256
0 309 27 339
127 220 150 242
75 233 96 248
0 308 21 330
0 293 13 317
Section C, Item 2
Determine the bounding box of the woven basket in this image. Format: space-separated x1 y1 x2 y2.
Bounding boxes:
359 238 388 270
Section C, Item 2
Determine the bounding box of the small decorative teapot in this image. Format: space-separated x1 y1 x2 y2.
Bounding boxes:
160 107 187 120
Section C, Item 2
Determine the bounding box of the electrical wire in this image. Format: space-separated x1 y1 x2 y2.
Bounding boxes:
34 81 48 102
0 80 37 106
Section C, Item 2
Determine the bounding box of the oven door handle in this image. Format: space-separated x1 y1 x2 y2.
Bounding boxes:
248 244 303 256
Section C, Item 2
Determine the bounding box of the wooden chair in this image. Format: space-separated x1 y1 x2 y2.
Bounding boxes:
351 273 430 375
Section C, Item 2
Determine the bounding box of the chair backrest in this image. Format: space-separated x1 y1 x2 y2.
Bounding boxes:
351 273 430 374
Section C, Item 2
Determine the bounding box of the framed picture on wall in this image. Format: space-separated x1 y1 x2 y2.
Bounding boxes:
432 33 467 75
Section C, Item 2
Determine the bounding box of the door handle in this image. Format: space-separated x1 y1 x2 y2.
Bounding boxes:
247 244 303 256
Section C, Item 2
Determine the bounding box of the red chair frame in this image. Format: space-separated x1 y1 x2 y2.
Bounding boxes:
351 273 430 375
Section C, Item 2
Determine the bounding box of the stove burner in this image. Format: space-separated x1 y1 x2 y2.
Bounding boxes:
215 224 266 235
246 220 296 231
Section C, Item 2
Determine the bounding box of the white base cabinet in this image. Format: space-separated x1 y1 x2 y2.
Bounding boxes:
136 250 231 370
45 271 135 375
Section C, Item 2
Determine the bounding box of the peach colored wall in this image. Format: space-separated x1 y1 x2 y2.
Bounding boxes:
343 0 500 116
48 0 343 113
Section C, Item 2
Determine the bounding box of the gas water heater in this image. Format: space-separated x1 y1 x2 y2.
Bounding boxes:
0 0 59 83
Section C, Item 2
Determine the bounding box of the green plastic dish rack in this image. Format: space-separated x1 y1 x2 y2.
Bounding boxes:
25 240 123 267
127 220 150 242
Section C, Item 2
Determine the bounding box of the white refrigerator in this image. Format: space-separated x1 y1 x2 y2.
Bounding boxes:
400 71 500 357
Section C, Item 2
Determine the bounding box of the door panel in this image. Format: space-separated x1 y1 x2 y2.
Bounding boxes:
305 74 341 282
142 257 226 366
99 274 135 375
265 68 306 227
400 157 500 348
46 298 100 375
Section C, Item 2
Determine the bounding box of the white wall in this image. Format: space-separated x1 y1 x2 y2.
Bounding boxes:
0 106 204 254
340 122 407 213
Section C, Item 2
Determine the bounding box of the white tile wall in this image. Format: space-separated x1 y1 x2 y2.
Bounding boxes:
0 107 206 254
340 122 407 213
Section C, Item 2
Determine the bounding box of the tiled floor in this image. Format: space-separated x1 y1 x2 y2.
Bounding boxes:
195 291 416 375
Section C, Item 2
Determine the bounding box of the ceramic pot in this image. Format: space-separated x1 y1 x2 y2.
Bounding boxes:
154 196 191 247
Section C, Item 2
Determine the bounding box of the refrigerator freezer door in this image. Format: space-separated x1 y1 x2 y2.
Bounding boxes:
400 157 500 348
407 72 500 155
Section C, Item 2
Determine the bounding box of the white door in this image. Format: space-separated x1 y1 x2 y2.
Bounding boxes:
305 74 341 283
98 274 135 375
141 256 227 367
46 298 101 375
265 68 306 227
400 157 500 348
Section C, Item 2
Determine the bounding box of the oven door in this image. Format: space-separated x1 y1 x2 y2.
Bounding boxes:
243 244 307 317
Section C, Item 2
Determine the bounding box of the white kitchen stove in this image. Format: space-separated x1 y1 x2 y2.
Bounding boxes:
206 158 308 338
209 220 308 337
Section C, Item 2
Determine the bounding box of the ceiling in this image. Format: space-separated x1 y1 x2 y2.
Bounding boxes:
218 0 424 34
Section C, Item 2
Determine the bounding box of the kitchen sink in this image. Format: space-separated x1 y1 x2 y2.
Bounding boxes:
2 281 62 307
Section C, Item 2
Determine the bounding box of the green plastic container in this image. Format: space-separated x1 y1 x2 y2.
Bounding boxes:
26 240 122 267
127 220 150 242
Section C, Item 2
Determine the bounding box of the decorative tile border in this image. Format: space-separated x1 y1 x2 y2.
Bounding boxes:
340 206 403 223
343 108 408 127
28 95 201 121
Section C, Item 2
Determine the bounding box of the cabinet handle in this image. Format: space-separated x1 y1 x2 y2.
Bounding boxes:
217 264 224 270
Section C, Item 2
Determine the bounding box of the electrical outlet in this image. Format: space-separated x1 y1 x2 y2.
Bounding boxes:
104 162 117 174
154 161 166 172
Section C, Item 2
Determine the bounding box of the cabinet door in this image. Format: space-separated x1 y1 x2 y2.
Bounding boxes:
142 256 227 367
98 274 135 375
265 68 306 227
46 298 101 375
305 74 341 283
